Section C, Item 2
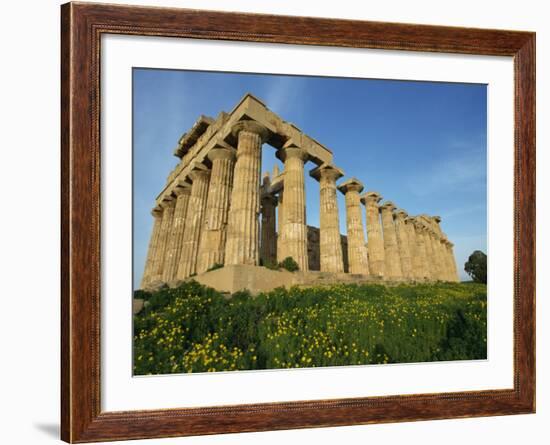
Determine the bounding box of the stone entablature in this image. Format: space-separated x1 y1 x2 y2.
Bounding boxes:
140 93 460 289
156 94 333 207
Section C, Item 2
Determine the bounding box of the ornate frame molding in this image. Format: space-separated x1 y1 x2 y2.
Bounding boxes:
61 2 535 442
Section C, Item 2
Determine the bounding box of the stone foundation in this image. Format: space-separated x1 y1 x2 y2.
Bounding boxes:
189 264 415 295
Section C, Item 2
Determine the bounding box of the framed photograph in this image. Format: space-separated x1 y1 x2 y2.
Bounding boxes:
61 2 535 442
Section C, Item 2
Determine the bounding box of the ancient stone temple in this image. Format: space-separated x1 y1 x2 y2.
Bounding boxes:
140 93 460 292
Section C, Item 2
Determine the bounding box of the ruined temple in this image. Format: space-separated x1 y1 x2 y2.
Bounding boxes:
140 93 459 292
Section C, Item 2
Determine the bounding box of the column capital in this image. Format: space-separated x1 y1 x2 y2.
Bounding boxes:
159 196 175 209
173 185 191 197
360 191 382 206
276 140 308 163
379 201 397 213
394 209 408 220
188 163 210 182
151 206 163 217
231 120 269 142
261 193 278 206
309 163 344 182
432 215 442 224
337 177 364 195
412 218 427 231
207 145 236 162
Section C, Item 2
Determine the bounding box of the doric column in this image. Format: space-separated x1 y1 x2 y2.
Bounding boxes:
196 145 236 273
338 178 369 275
260 193 278 266
277 189 286 262
394 209 413 279
430 216 455 281
361 191 385 277
413 219 430 280
405 216 422 279
427 228 444 280
151 198 176 282
445 240 460 282
420 223 435 280
380 201 403 279
310 164 345 273
176 165 210 279
276 142 309 271
224 121 268 266
437 238 451 281
140 207 163 288
162 185 191 282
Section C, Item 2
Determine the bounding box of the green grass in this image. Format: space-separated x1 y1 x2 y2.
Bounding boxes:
133 281 487 375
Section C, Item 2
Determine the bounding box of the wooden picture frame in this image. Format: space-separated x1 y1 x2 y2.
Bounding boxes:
61 2 535 442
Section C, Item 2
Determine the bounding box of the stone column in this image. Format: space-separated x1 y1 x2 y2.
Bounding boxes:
140 207 162 288
380 201 403 279
445 240 460 282
196 146 236 273
420 223 435 280
419 215 441 281
338 178 369 275
310 164 345 273
427 229 444 281
405 216 422 280
277 189 286 262
430 216 455 281
151 198 176 283
413 219 430 280
361 191 385 278
260 193 278 266
224 121 268 266
276 142 309 271
437 238 451 281
162 185 191 282
176 165 210 279
394 209 413 279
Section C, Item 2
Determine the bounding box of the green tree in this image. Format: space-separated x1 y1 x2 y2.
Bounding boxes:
464 250 487 284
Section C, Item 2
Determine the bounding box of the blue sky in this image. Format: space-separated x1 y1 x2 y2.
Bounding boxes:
133 68 487 286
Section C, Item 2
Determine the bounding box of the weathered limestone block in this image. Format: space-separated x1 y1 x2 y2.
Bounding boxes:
224 121 268 266
310 164 345 273
405 216 422 280
162 185 191 282
176 165 210 279
196 146 236 273
338 178 369 275
413 219 430 280
361 191 385 277
260 193 278 266
151 198 176 282
140 207 163 288
394 209 413 279
276 142 309 272
380 201 403 279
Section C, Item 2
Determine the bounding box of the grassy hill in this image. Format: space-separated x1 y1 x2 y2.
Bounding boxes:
133 281 487 375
